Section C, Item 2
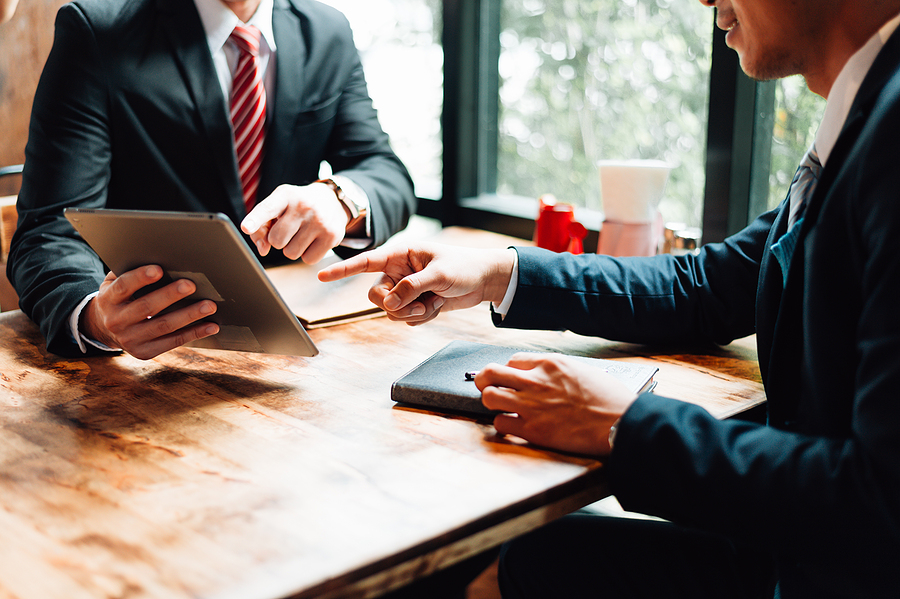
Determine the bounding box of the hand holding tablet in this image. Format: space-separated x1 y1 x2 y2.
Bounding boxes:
65 208 318 358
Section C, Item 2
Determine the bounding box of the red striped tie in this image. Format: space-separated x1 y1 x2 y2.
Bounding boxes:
230 25 266 213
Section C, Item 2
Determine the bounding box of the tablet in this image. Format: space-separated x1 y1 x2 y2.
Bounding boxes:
64 208 318 357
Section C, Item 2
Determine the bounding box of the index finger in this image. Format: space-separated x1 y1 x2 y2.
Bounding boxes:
505 352 554 369
241 192 288 235
317 247 399 282
475 353 561 391
104 265 165 304
475 360 535 391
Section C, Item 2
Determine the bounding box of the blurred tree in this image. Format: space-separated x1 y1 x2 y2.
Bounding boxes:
497 0 822 227
319 0 825 226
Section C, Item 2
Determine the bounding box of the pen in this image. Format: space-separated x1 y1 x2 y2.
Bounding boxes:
465 370 479 381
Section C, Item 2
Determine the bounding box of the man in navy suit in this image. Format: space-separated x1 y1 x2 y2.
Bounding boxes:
8 0 415 359
320 0 900 596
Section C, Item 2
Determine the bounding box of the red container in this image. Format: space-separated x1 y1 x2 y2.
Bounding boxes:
534 195 584 254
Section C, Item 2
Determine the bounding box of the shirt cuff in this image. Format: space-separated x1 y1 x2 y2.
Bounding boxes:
69 292 121 354
330 174 372 248
491 249 519 318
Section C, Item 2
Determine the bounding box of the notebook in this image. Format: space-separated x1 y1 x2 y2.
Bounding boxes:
392 340 658 416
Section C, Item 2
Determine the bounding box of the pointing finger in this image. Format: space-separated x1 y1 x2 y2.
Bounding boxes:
317 247 400 282
241 191 288 235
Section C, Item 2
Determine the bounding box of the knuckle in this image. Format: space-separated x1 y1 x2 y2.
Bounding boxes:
481 363 501 377
170 331 189 347
149 316 176 337
131 296 156 319
106 277 129 299
394 278 418 301
119 337 148 359
182 321 211 343
269 229 291 250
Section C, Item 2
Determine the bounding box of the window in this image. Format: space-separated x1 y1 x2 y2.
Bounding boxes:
325 0 826 245
497 0 713 228
317 0 444 200
768 75 826 209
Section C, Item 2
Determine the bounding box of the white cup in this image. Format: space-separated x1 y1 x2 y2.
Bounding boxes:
597 159 673 224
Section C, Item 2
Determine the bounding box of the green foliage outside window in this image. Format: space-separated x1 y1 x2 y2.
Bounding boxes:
326 0 825 228
498 0 826 228
498 0 713 226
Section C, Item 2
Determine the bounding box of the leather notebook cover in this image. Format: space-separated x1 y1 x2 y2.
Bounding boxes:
391 340 658 416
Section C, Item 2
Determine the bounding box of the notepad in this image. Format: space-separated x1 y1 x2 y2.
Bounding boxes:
392 340 658 416
265 255 385 329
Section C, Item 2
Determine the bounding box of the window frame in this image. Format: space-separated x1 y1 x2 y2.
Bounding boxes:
423 1 775 247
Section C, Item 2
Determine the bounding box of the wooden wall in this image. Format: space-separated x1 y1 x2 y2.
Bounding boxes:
0 0 67 196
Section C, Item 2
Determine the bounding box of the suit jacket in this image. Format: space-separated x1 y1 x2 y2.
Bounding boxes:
498 29 900 599
7 0 415 356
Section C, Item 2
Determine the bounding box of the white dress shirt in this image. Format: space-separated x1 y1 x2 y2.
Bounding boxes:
814 13 900 169
194 0 371 244
193 0 278 109
70 0 371 353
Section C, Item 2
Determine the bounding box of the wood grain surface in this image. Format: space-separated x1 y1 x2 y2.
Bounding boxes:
0 227 765 599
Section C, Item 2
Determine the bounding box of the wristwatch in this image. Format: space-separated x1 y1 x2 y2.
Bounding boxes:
316 178 367 231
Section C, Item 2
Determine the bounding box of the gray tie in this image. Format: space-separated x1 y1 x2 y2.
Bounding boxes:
770 145 822 285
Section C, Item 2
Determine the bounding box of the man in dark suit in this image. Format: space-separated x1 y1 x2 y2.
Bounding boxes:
319 0 900 596
7 0 415 359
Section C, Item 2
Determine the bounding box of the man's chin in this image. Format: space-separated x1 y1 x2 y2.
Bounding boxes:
737 53 799 83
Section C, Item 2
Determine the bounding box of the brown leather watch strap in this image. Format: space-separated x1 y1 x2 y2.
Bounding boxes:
316 178 367 231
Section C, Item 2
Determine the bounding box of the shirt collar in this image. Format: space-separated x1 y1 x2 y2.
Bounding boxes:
815 12 900 166
193 0 277 57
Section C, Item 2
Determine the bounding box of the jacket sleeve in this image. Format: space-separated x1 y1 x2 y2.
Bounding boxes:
310 6 416 250
608 389 899 595
608 101 900 595
498 207 776 346
325 58 416 250
7 4 112 357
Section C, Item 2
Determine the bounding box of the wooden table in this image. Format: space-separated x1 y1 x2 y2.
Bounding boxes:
0 229 765 599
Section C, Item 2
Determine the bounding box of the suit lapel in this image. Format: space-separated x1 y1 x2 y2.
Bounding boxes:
756 200 788 360
761 128 855 428
157 0 244 216
259 0 308 197
760 29 900 427
756 198 801 426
